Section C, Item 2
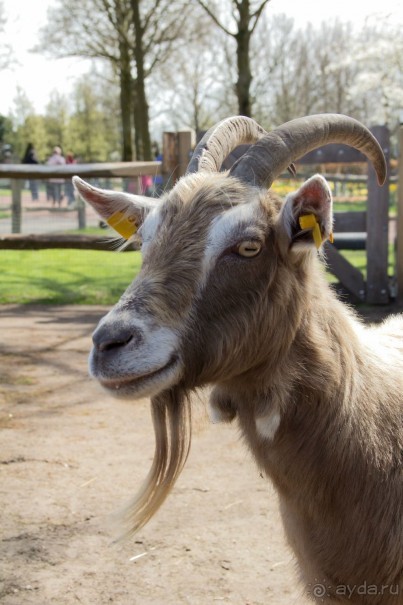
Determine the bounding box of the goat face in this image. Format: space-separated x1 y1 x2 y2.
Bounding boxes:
74 171 333 399
73 115 387 537
73 114 385 402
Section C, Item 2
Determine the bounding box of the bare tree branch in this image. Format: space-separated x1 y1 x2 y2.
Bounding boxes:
250 0 271 33
195 0 235 36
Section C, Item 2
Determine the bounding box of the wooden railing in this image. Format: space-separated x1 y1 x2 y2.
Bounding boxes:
0 161 161 239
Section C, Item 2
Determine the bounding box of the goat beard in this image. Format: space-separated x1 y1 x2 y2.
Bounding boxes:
118 386 192 539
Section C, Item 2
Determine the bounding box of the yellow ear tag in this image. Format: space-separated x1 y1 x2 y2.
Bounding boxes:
107 211 137 240
299 214 323 249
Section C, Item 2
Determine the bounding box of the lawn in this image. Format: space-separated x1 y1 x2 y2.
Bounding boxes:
0 249 142 305
0 245 395 305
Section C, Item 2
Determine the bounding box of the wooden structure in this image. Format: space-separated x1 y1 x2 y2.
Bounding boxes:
162 131 192 184
0 233 139 251
300 125 390 304
0 161 161 235
0 126 395 304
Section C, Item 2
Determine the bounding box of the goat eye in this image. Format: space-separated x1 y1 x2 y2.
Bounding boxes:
236 240 262 258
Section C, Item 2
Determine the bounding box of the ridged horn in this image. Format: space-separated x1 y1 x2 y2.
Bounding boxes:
230 114 387 188
186 116 267 174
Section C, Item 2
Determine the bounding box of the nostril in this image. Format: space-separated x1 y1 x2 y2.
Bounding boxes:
92 322 143 353
98 334 133 352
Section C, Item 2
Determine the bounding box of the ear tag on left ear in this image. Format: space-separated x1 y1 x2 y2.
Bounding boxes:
107 211 138 239
299 214 323 249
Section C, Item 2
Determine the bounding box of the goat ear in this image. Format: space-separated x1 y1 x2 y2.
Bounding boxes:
73 176 156 240
280 174 333 251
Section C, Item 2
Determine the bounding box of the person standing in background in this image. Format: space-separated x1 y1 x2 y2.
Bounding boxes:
22 143 39 201
46 146 65 206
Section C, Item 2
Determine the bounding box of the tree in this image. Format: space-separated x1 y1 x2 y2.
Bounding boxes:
251 16 364 127
151 10 237 133
38 0 189 160
0 114 13 148
43 92 70 155
350 16 403 130
38 0 134 160
195 0 272 117
67 73 121 161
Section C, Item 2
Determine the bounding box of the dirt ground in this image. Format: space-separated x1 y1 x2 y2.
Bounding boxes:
1 303 401 605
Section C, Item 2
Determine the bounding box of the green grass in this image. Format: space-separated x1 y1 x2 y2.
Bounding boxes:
0 249 142 305
333 200 367 213
0 244 395 305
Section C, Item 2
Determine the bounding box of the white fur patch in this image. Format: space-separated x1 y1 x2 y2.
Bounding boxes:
201 200 261 282
255 409 281 441
139 207 162 255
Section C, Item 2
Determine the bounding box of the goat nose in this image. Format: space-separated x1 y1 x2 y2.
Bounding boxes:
92 323 142 352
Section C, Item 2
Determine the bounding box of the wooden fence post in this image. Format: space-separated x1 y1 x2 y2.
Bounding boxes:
162 131 192 187
11 179 22 234
366 125 390 304
177 131 192 178
397 120 403 303
77 197 86 230
162 132 179 188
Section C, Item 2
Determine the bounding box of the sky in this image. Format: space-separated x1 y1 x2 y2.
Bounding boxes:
0 0 403 117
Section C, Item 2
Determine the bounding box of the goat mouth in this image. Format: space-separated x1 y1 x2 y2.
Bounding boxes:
98 355 180 396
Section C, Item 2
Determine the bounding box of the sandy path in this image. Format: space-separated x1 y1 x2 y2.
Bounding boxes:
0 304 312 605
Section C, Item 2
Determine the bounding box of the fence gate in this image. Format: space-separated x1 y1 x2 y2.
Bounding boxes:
298 125 390 304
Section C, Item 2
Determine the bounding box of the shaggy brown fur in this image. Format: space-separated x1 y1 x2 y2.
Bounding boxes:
74 140 402 604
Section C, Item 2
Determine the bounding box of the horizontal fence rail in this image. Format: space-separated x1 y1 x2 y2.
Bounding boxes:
0 233 139 251
0 161 161 180
0 161 162 236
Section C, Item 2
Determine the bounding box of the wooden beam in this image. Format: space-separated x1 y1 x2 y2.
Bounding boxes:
332 233 366 250
333 211 366 232
0 233 139 251
0 161 161 180
11 179 22 234
324 242 366 302
162 133 179 186
366 125 390 304
177 131 192 178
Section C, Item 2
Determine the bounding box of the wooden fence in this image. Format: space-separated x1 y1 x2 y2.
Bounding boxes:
0 161 161 239
304 126 391 304
0 125 401 305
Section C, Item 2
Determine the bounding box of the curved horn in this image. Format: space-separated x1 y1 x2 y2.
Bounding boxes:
230 114 387 189
186 116 267 174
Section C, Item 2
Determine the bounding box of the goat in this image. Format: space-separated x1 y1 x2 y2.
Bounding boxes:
73 114 403 604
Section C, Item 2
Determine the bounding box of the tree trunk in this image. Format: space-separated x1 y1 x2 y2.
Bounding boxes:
235 0 252 117
132 83 140 160
119 39 134 161
131 0 152 160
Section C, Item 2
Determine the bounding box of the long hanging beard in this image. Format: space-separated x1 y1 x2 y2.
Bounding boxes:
119 386 192 539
